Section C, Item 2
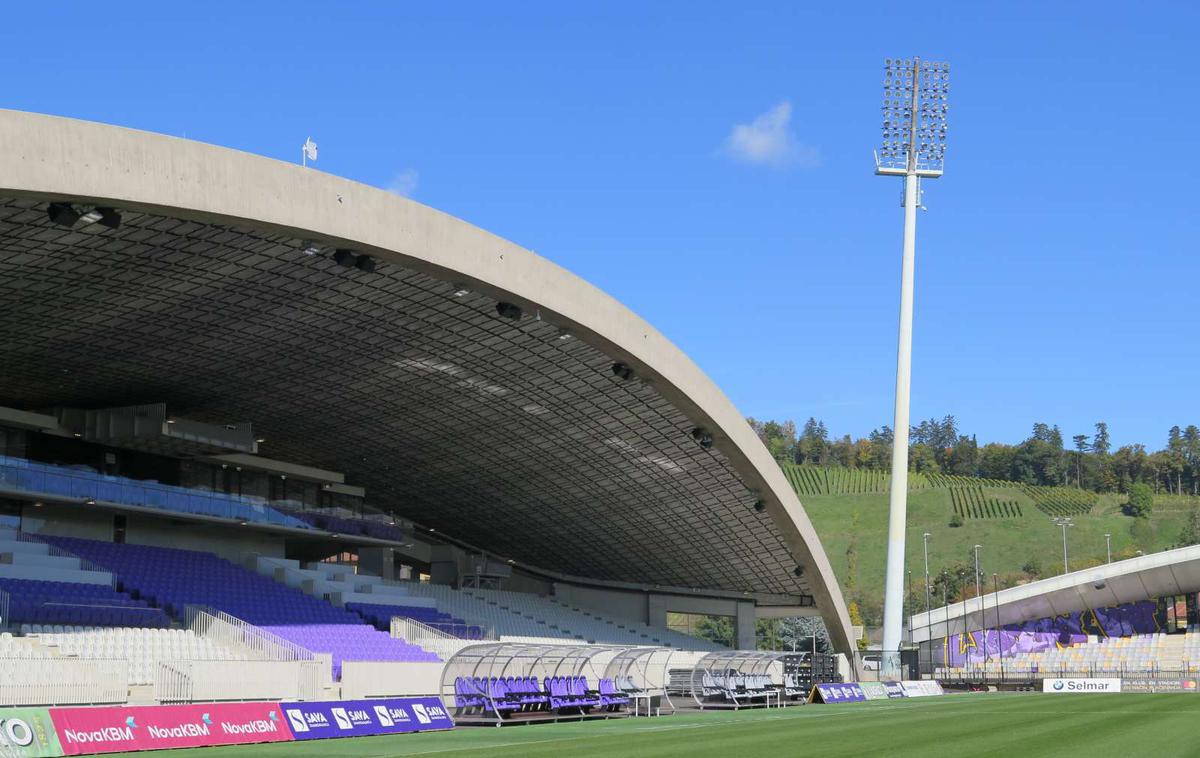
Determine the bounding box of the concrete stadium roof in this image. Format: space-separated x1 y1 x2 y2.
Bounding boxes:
0 109 853 651
910 545 1200 642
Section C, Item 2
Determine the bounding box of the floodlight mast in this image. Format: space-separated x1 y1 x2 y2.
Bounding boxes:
877 57 949 673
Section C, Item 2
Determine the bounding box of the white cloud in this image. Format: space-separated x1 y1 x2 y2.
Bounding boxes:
386 168 419 197
723 101 818 168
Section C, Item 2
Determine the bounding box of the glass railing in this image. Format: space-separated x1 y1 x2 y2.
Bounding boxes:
0 456 311 530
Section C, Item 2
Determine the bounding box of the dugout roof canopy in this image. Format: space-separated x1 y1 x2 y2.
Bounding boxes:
0 110 853 651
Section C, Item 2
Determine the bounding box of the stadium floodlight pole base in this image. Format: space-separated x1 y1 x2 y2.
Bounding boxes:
880 169 919 678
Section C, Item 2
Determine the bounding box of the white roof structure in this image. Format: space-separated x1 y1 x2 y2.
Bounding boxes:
910 545 1200 642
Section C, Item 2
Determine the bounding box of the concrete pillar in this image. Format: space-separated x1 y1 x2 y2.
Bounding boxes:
429 544 464 586
358 547 396 581
735 602 757 650
647 594 668 629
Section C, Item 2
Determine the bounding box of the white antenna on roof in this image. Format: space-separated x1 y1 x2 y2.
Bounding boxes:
301 137 318 167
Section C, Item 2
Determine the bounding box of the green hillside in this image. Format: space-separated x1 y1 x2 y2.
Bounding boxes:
783 464 1196 626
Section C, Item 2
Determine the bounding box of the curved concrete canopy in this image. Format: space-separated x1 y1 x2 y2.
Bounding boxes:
0 110 854 652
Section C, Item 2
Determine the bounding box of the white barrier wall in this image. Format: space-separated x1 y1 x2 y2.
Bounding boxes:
340 661 445 699
0 658 128 706
155 660 321 703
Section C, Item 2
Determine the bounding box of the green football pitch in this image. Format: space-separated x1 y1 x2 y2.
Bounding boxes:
105 693 1200 758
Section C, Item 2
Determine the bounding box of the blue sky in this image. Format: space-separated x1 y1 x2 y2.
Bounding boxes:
3 2 1195 448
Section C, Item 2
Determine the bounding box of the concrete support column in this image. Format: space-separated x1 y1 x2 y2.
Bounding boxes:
647 594 668 629
358 547 396 581
735 602 757 650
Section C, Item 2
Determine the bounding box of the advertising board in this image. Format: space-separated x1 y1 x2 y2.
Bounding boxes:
0 708 63 757
48 702 291 755
882 681 908 699
900 680 944 697
280 697 453 740
858 682 890 701
1118 679 1199 694
810 683 866 704
1041 678 1122 693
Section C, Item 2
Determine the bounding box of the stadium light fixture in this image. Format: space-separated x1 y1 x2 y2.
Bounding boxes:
1053 517 1074 573
46 202 81 227
495 302 523 321
79 207 122 230
973 544 983 600
611 362 635 381
878 56 951 668
921 532 931 616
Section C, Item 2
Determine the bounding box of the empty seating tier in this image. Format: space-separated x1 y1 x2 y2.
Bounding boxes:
347 601 485 639
0 577 169 628
31 627 245 685
260 623 438 679
39 535 438 680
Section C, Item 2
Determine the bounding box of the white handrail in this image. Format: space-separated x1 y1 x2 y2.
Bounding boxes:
185 605 314 661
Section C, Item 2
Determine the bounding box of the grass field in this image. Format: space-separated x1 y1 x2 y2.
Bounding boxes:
105 694 1200 758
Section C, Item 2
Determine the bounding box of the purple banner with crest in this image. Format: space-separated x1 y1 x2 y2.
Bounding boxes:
280 697 453 741
1005 599 1161 638
943 630 1087 666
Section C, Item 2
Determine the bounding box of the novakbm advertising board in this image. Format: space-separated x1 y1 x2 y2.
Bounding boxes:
0 708 63 757
280 697 453 740
48 702 291 755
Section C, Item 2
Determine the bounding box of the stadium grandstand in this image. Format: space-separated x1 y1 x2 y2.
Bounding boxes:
911 544 1200 684
0 108 855 740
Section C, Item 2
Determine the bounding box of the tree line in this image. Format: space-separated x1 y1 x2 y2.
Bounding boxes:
747 416 1200 495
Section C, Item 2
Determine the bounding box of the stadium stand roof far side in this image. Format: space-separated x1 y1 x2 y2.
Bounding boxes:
0 109 854 652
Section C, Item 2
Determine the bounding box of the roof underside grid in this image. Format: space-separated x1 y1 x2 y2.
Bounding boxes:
0 198 805 596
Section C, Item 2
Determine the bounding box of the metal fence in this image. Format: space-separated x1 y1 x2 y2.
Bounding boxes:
847 649 924 682
0 455 305 529
0 658 128 706
937 664 1193 685
185 605 314 662
155 659 321 703
391 615 494 660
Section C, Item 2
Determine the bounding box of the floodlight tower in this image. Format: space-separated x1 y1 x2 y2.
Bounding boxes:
876 57 950 664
